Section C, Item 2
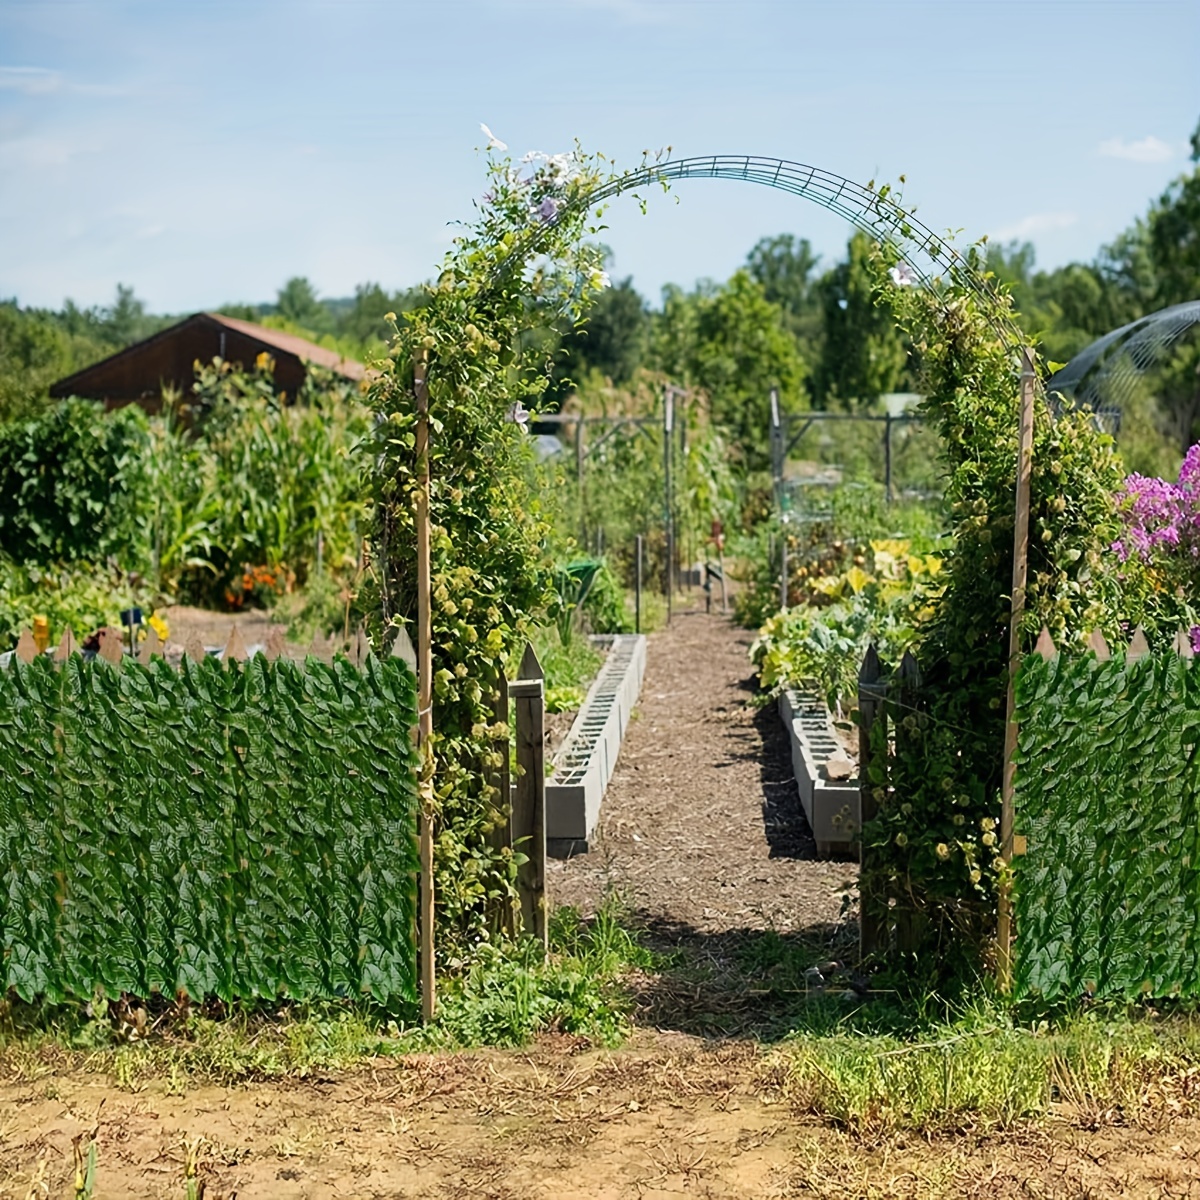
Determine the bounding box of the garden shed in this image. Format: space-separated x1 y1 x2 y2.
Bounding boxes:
49 312 366 412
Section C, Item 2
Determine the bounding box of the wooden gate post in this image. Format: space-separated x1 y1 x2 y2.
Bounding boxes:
486 674 514 937
894 650 925 954
413 349 437 1022
997 347 1036 993
510 644 547 954
858 644 885 957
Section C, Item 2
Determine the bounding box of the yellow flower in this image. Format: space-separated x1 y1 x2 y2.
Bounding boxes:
936 843 950 860
148 612 170 641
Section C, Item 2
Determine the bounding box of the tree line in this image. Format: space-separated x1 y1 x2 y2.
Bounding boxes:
1 117 1196 468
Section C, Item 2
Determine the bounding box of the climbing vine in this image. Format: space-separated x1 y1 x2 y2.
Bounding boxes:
860 247 1148 973
366 141 663 950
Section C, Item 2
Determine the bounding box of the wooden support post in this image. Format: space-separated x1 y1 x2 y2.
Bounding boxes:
894 650 925 954
576 416 586 549
884 413 894 504
486 674 514 938
635 534 643 634
664 388 674 625
511 645 547 954
414 349 437 1022
857 643 885 958
997 347 1036 994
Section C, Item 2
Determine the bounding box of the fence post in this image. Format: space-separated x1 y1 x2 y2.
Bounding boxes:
997 347 1036 994
486 673 514 937
635 534 643 634
664 387 674 625
858 643 885 958
893 650 925 954
413 348 437 1022
511 644 547 954
884 413 893 504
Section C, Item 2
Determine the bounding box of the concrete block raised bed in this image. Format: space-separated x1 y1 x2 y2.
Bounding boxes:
778 688 859 858
546 633 647 857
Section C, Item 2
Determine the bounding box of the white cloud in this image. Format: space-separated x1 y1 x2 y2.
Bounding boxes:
989 211 1078 242
0 66 62 95
1098 135 1176 164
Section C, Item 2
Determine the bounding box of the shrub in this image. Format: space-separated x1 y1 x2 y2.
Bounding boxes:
0 399 152 566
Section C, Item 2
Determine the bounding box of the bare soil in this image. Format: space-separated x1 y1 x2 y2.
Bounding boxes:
4 599 1198 1196
4 1039 1200 1198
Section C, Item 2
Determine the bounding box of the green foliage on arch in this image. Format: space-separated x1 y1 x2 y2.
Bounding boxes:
366 145 659 949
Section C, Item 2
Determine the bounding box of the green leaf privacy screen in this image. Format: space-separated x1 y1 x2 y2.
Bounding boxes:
0 653 419 1005
1014 649 1200 1000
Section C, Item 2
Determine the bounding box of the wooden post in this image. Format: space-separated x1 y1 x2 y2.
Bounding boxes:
997 347 1037 993
894 650 925 954
511 644 547 954
635 534 643 634
414 349 437 1022
884 413 894 504
486 674 514 937
576 416 586 549
664 388 674 625
858 643 885 958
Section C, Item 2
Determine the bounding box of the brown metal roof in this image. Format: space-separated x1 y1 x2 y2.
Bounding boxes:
50 312 366 408
201 312 366 381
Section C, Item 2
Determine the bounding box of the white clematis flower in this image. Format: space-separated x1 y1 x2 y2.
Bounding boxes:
480 123 507 152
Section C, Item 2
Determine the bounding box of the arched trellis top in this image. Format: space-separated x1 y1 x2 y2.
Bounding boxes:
1047 299 1200 412
492 154 1027 355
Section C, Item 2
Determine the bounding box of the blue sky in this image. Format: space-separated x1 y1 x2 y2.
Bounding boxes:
1 0 1196 313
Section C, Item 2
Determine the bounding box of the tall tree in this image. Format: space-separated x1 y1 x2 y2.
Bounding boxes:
557 275 647 385
665 271 807 470
275 277 329 333
813 233 907 409
746 234 819 322
1147 119 1200 309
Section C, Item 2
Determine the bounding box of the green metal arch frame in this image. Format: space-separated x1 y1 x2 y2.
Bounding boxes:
497 153 1026 351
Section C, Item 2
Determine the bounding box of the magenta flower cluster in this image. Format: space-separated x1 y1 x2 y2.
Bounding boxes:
1112 444 1200 564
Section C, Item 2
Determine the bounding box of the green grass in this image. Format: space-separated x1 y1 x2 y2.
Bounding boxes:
6 902 1200 1138
778 1002 1200 1133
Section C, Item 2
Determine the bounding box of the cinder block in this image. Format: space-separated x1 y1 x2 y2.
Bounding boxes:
546 634 646 854
778 689 860 858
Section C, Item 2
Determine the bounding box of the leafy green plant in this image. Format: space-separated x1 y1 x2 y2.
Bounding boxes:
857 241 1146 973
0 399 153 566
367 142 667 951
0 559 157 649
1014 646 1200 1001
751 552 937 713
0 652 418 1005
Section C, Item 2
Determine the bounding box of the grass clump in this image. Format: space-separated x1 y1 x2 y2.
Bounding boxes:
777 1001 1200 1133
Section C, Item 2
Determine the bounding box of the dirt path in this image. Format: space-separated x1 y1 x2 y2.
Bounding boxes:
4 1040 1199 1199
553 605 855 997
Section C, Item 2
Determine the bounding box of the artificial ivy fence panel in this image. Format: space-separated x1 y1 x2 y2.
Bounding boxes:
0 652 419 1005
1013 647 1200 1001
